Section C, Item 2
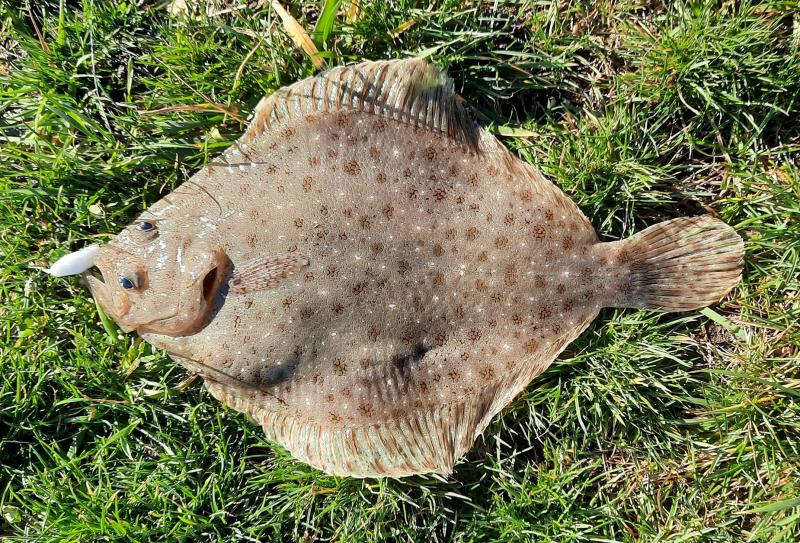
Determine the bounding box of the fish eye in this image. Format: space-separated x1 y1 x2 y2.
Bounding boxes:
132 220 158 243
118 270 146 290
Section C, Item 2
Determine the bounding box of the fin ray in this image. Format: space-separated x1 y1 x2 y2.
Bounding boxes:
615 216 744 312
230 253 309 294
243 59 480 150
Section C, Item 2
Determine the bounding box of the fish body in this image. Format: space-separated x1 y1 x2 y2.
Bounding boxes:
84 59 743 477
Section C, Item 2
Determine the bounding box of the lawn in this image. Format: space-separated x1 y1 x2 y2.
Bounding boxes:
1 0 799 541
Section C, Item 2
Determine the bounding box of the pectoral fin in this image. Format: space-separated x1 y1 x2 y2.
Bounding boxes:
229 253 309 294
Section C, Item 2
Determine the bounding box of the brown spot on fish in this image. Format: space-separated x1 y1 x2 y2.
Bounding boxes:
367 324 380 342
333 359 347 375
344 160 362 176
504 265 517 286
523 339 538 354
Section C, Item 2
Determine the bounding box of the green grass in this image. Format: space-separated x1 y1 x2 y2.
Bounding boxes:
1 0 799 541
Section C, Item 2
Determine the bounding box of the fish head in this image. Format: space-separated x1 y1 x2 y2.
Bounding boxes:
86 216 230 337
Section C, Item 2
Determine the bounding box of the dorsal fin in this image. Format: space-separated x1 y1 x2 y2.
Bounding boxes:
243 59 480 150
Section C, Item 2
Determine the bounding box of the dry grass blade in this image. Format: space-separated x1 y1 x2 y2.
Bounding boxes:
138 103 240 116
167 0 190 17
346 0 361 24
270 0 326 70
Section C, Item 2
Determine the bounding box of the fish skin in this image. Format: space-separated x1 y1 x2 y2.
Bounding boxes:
86 59 744 477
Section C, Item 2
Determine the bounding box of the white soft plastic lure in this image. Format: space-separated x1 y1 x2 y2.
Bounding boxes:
44 244 99 277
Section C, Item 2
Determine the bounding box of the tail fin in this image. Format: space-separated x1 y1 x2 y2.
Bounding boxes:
617 216 744 312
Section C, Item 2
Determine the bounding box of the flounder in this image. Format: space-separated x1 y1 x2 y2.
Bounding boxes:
74 59 743 477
